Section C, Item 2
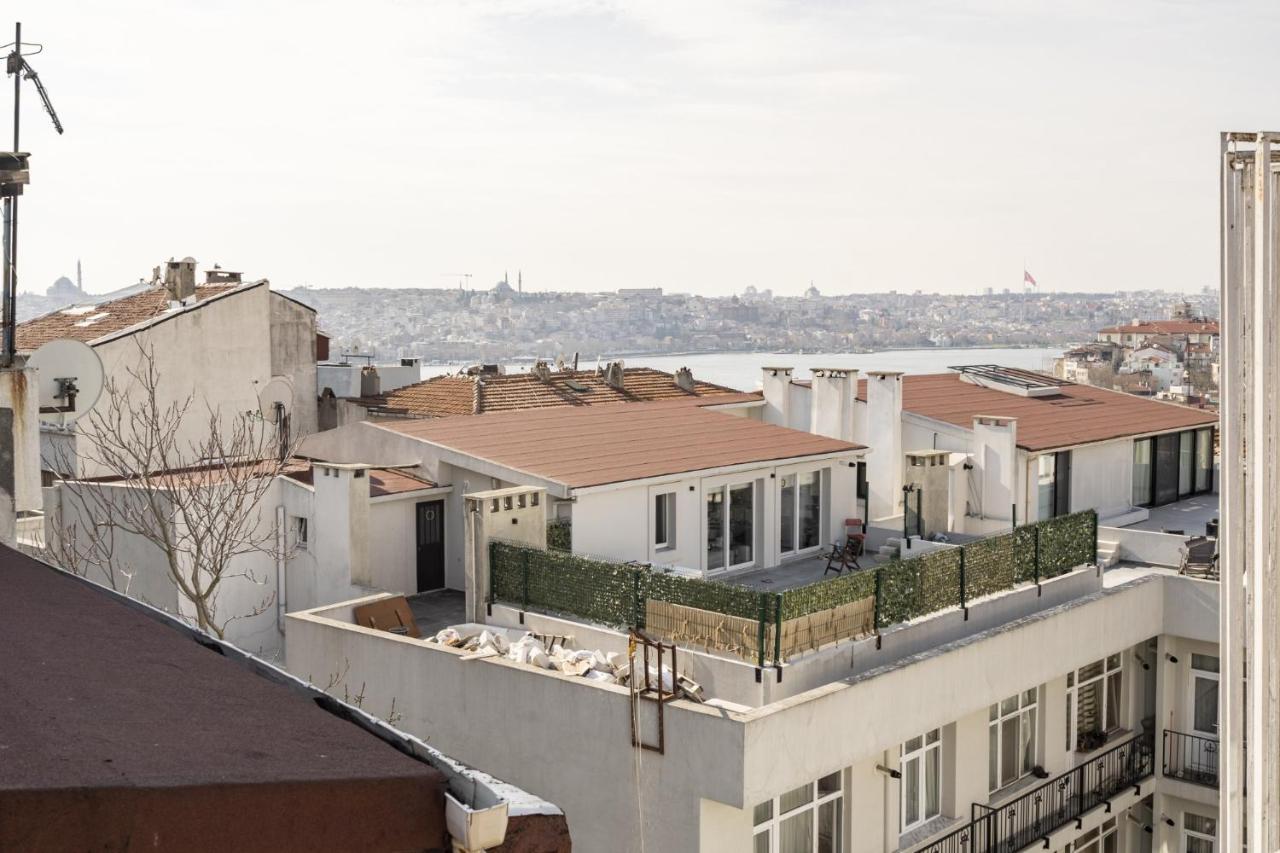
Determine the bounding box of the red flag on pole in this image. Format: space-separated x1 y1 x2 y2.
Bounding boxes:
1023 269 1037 287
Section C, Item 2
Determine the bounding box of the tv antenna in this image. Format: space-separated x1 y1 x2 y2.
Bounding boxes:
1 22 65 367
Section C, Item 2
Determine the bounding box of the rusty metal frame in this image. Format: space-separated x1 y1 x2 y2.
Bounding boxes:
629 631 678 755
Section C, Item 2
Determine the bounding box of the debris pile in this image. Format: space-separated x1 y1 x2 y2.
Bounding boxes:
428 627 704 700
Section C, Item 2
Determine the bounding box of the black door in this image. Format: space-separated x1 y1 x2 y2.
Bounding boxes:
416 500 445 592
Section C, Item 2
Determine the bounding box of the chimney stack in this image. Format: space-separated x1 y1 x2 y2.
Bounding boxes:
532 360 552 382
809 368 856 442
603 361 625 390
162 256 197 302
359 366 381 398
761 367 794 428
866 371 904 520
674 366 695 392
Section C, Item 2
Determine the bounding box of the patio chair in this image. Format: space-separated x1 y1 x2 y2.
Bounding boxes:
824 530 865 576
1180 536 1218 579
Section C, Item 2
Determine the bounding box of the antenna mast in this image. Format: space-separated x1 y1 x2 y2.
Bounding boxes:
1 22 64 367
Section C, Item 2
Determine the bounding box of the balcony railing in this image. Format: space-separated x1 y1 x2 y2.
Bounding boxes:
1162 729 1219 789
914 731 1154 853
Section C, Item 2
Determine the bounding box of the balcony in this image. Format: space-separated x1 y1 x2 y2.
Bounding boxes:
1162 729 1219 789
914 732 1154 853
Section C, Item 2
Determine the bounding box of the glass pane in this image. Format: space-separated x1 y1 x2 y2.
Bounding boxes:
1077 680 1102 738
754 801 773 826
654 494 668 546
904 736 922 754
1065 691 1073 752
1179 430 1194 496
817 772 840 797
818 799 841 853
1105 671 1121 730
729 483 754 567
1001 695 1019 716
1001 717 1019 786
1079 659 1105 681
1106 653 1120 671
779 783 813 814
1021 709 1037 774
1185 839 1213 853
1192 654 1221 673
926 729 940 744
989 723 998 791
1194 675 1219 733
925 746 940 819
780 810 813 853
1102 832 1117 853
1184 813 1216 836
1195 428 1212 492
706 489 724 570
754 830 770 853
903 756 920 826
780 474 796 554
1155 433 1179 505
1037 454 1055 520
1132 438 1152 506
1023 688 1037 707
799 471 822 549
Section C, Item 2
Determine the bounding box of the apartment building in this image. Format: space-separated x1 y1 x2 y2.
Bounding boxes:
1097 320 1219 351
17 260 318 478
284 482 1222 853
766 366 1217 532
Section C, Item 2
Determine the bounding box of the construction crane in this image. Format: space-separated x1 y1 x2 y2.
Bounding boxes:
440 273 472 289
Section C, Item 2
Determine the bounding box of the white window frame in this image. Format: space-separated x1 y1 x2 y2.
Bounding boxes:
293 515 309 551
751 772 843 853
1066 654 1123 753
989 688 1038 792
1188 653 1220 737
778 465 826 559
705 480 757 574
900 729 942 833
1182 811 1217 853
1067 816 1117 852
652 490 676 552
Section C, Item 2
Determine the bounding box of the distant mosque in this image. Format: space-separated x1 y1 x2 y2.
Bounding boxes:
47 259 87 301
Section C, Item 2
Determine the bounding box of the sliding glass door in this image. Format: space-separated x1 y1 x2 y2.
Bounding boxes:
706 482 756 573
780 470 823 558
1133 428 1216 508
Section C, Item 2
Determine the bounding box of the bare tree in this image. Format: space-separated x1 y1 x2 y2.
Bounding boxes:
44 341 297 640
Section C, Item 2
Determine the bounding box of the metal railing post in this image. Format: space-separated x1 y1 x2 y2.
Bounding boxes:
756 594 768 669
1034 525 1042 595
521 549 530 611
773 593 782 667
959 548 968 619
873 568 883 649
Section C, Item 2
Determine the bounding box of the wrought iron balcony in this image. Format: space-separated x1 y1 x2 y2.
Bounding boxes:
914 731 1154 853
1162 729 1219 789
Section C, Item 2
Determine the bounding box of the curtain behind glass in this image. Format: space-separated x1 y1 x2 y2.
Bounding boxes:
1132 439 1152 506
780 474 796 554
799 472 821 549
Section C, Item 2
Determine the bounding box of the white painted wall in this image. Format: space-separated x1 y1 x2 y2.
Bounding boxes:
1069 439 1134 520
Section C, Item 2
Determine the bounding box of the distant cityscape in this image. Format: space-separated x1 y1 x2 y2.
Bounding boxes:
287 278 1219 364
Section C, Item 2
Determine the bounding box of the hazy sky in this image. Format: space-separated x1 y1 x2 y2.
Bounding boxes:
8 0 1279 297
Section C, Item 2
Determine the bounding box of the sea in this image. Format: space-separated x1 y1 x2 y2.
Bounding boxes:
420 347 1061 393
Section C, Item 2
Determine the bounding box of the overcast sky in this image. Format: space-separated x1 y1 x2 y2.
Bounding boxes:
8 0 1278 297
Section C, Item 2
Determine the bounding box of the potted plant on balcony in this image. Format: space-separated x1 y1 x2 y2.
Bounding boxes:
1076 729 1109 753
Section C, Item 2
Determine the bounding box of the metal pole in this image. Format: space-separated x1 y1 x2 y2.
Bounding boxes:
3 22 19 366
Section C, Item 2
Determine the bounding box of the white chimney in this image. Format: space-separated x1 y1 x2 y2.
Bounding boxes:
809 368 855 442
312 463 371 587
162 256 198 302
866 371 904 520
761 367 793 427
971 416 1019 523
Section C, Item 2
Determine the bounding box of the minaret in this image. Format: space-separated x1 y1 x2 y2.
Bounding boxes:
76 258 82 293
518 270 522 293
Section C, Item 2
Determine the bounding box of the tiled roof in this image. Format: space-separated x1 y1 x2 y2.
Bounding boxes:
16 283 249 351
282 464 437 497
378 367 744 417
856 372 1217 452
1098 320 1219 335
373 398 863 489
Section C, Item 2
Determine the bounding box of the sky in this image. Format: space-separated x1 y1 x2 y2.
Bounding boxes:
7 0 1279 297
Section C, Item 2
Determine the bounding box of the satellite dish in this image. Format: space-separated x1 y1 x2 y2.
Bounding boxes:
257 376 294 424
29 338 105 425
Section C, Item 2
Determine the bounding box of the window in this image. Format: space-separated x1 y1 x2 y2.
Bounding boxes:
1183 812 1216 853
1132 438 1153 507
1067 817 1118 853
1036 452 1071 520
989 689 1038 791
706 482 756 572
901 729 941 832
653 492 675 550
752 772 843 853
1190 654 1220 736
780 470 823 556
1067 655 1122 752
1179 430 1194 497
1136 429 1216 508
293 516 308 551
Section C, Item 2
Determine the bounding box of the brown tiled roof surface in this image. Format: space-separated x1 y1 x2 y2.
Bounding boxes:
374 398 863 489
855 373 1217 452
1098 320 1219 335
379 367 743 417
16 284 243 351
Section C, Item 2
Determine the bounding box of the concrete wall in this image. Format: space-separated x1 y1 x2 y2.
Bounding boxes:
269 292 319 438
1101 524 1186 568
287 598 747 853
1069 439 1134 520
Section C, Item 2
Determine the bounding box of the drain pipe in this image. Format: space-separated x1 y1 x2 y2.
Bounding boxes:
276 505 287 634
